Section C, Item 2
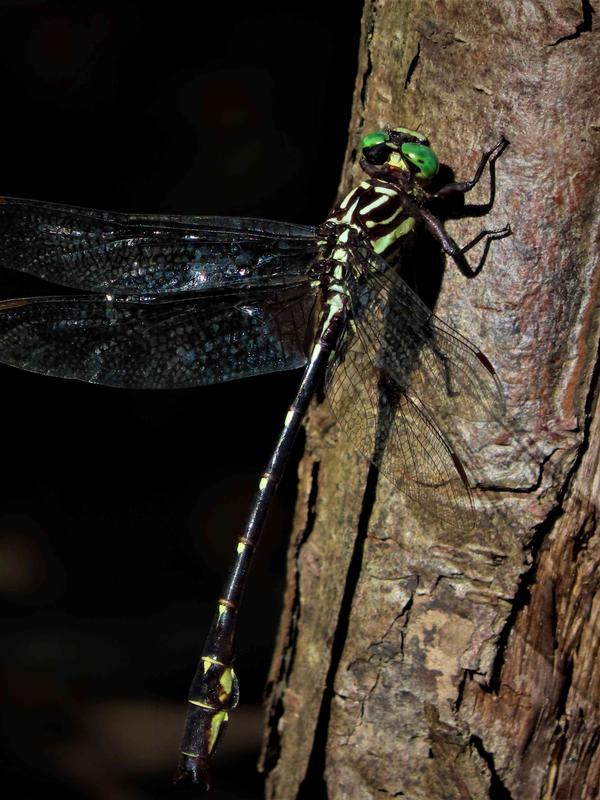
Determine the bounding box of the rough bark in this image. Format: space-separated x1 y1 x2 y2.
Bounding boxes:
262 2 599 799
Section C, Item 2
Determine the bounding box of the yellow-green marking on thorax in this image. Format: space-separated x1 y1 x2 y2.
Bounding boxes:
339 197 360 225
372 216 415 254
359 194 390 216
366 207 402 230
373 185 397 196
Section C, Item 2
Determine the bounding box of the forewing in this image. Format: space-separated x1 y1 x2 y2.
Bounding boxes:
0 196 318 294
0 281 316 389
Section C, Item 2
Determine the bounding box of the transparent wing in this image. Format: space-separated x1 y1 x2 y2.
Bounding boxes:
0 196 318 295
326 322 475 529
0 281 316 389
349 244 504 424
325 244 505 528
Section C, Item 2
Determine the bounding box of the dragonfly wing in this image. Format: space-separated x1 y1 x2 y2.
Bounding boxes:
324 242 505 527
0 196 318 294
326 320 474 529
0 281 316 389
349 244 504 423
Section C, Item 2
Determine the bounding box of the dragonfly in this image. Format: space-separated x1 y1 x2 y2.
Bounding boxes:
0 126 509 788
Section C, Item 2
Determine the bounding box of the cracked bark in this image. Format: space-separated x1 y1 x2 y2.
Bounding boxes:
261 2 599 799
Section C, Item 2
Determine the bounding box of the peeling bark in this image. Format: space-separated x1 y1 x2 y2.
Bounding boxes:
262 2 600 798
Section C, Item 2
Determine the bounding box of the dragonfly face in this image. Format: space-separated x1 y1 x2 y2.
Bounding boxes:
360 127 440 185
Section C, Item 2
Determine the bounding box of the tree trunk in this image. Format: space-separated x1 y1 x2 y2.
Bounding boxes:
261 2 600 798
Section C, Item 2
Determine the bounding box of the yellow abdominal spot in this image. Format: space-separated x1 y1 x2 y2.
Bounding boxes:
188 698 213 708
218 667 234 701
208 710 228 753
202 656 221 673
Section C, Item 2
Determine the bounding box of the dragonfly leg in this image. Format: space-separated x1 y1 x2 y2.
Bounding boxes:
417 206 511 278
432 136 509 199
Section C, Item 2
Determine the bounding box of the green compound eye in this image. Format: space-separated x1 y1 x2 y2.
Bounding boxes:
400 142 439 180
360 130 389 151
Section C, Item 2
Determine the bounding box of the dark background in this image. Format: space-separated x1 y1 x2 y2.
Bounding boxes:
0 2 361 798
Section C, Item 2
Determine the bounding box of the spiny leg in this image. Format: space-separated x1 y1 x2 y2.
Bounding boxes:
428 136 511 276
416 204 510 278
433 136 509 200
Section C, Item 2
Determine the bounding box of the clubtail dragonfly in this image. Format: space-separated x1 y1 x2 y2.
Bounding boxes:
0 127 509 788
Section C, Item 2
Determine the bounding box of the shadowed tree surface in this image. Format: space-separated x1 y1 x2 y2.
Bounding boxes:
261 3 600 799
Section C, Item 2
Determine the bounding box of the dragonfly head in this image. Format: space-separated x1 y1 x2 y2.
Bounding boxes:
359 127 439 186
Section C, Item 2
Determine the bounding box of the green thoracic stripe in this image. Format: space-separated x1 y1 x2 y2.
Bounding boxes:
359 195 389 216
366 204 404 229
373 217 415 254
325 174 416 259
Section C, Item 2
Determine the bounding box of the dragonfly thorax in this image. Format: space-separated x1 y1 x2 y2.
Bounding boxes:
323 177 416 258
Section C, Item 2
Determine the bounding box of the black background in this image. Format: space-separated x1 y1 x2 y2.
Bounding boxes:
0 2 361 798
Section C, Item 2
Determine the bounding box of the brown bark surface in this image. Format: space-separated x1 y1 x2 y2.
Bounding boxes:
261 3 599 798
